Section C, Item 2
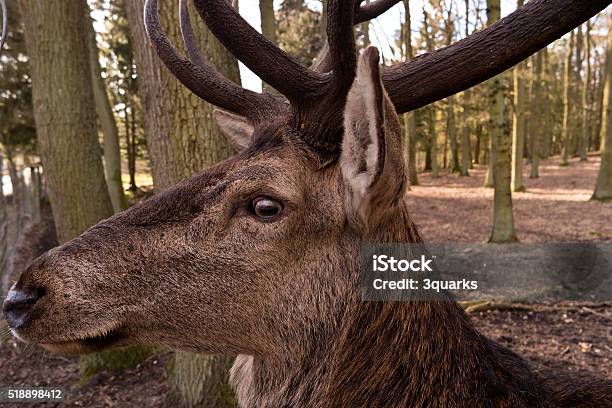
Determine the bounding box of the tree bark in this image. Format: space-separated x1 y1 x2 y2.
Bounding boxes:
561 30 574 166
542 47 552 159
511 60 526 191
459 0 471 177
431 106 440 178
511 0 526 192
125 0 239 406
86 5 128 213
474 123 482 165
0 153 7 295
19 0 113 243
423 9 438 178
402 0 418 186
571 24 583 157
580 21 591 161
487 0 517 243
529 51 543 179
19 0 151 381
259 0 277 93
126 0 238 190
593 11 612 201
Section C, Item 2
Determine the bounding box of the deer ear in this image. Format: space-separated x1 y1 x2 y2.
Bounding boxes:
340 46 406 231
213 109 254 152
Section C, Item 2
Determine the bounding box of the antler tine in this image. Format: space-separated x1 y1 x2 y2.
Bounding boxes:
326 0 358 91
192 0 327 103
312 0 401 73
144 0 279 122
354 0 401 24
179 0 212 68
383 0 609 114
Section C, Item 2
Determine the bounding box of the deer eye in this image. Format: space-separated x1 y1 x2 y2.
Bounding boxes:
250 197 283 220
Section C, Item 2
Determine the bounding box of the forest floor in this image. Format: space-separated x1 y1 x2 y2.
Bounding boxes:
408 153 612 243
0 154 610 407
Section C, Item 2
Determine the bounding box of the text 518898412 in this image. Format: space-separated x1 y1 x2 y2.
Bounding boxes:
0 387 65 402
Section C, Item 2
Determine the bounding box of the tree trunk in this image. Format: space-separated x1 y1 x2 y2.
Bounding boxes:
170 354 236 408
423 7 438 178
561 30 574 166
511 61 526 191
128 94 138 192
592 11 612 201
447 96 459 173
0 153 8 294
29 166 41 225
571 24 583 156
484 133 494 188
594 60 606 152
19 0 113 243
474 123 482 164
259 0 277 93
460 0 471 176
19 0 149 381
86 4 127 213
125 0 240 406
431 106 440 178
403 0 418 185
405 111 419 185
487 0 517 243
529 51 543 179
5 148 24 232
443 8 459 174
510 0 525 191
580 21 591 161
542 47 553 159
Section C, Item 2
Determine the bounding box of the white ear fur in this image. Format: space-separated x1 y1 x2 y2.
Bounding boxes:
213 109 254 152
340 47 406 230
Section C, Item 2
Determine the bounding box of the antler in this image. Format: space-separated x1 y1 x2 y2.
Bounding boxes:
191 0 327 103
354 0 401 24
144 0 282 122
384 0 610 114
144 0 607 161
145 0 359 159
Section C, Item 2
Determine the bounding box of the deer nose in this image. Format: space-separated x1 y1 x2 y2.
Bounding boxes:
3 287 45 329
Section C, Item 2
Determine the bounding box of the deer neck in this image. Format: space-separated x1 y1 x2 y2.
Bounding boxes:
230 202 544 407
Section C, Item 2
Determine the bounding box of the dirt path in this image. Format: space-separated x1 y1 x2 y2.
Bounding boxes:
408 155 612 243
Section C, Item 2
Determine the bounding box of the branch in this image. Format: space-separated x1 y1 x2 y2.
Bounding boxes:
383 0 611 114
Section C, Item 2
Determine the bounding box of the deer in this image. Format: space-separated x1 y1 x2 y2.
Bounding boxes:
3 0 612 407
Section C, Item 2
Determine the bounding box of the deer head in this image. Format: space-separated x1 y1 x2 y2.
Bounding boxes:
3 0 608 405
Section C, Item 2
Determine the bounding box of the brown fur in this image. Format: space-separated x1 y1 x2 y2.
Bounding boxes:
4 49 611 408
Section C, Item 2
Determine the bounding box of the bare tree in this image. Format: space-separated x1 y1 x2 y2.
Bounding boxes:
511 0 526 191
403 0 418 185
487 0 517 242
580 20 592 161
593 10 612 201
561 30 575 166
529 50 543 179
86 4 128 213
